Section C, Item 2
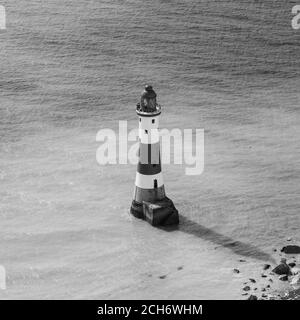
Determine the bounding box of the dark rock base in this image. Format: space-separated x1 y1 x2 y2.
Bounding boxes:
281 245 300 254
130 197 179 226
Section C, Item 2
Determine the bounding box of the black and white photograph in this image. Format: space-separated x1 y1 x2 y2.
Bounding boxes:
0 0 300 307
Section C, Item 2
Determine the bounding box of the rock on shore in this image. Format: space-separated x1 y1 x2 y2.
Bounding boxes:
272 259 292 275
240 241 300 300
281 245 300 254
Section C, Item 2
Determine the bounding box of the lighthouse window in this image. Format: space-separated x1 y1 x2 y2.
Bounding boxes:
139 118 141 122
152 119 155 124
145 130 148 134
154 179 158 189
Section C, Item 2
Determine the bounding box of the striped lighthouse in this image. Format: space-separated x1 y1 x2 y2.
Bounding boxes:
130 85 179 226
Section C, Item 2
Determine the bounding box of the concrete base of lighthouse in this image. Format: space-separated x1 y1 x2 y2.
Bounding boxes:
130 197 179 227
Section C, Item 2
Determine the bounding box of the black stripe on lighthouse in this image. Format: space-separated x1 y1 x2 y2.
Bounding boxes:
137 142 162 175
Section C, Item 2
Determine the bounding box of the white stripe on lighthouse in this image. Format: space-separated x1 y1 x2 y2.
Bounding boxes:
139 128 160 144
135 172 164 189
139 116 159 129
139 116 160 144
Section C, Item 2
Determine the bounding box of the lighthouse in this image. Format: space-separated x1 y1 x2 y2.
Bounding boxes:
130 85 179 226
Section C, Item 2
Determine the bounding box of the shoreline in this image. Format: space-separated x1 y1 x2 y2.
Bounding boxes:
237 241 300 300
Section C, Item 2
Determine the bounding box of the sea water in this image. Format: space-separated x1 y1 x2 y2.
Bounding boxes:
0 0 299 299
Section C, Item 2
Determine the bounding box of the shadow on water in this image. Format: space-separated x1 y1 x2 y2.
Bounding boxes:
161 214 276 264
